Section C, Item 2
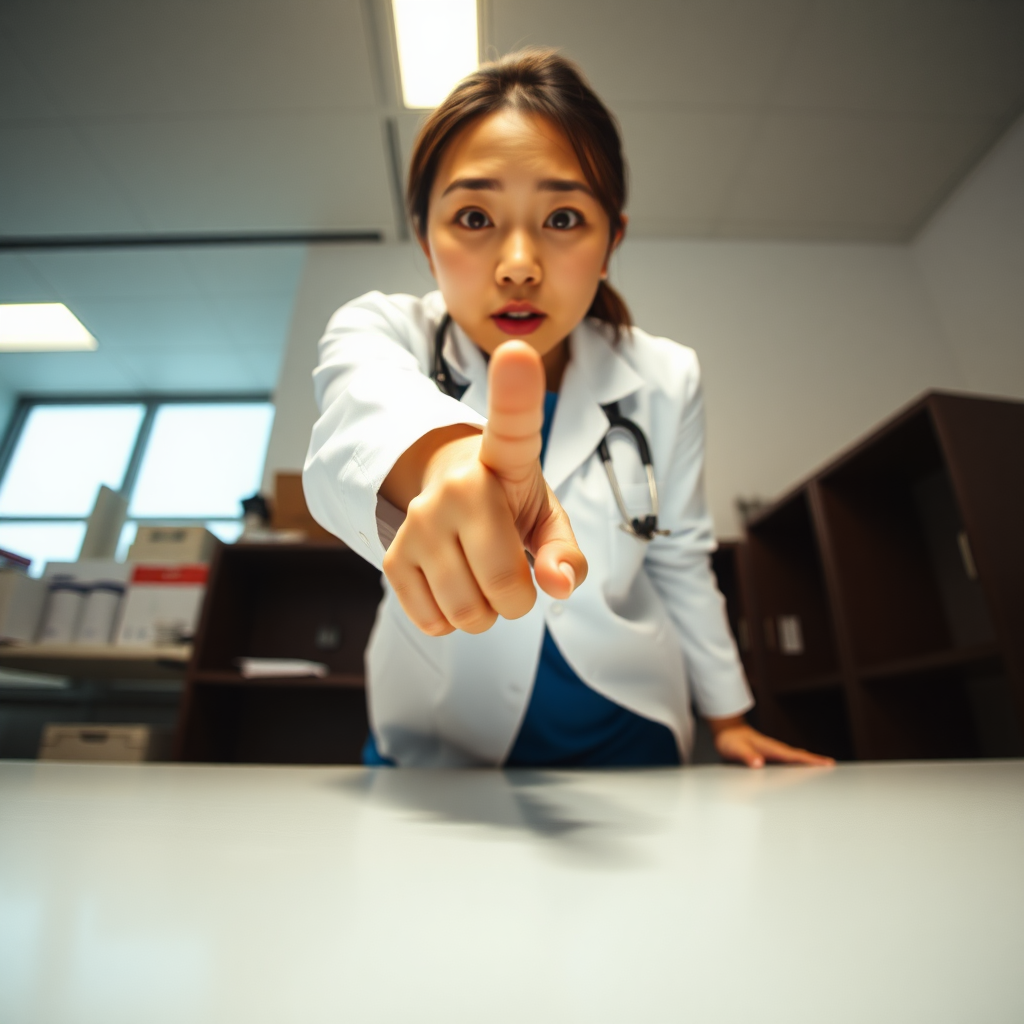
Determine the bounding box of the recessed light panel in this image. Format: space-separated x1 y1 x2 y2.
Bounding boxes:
392 0 478 109
0 303 97 352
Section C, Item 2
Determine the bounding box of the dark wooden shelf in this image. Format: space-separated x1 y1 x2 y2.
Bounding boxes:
773 671 845 696
742 390 1024 761
192 669 365 688
176 543 382 764
857 643 1002 683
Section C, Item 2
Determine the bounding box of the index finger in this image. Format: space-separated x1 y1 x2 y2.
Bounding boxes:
478 341 545 486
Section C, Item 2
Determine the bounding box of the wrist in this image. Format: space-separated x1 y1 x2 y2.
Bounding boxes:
706 714 746 739
381 424 481 511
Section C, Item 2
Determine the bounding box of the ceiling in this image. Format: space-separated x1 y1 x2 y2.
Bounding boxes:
1 0 1023 396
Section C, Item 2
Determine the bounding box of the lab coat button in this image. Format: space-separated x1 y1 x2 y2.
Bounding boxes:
551 603 564 616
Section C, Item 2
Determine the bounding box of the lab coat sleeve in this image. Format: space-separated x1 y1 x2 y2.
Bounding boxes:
642 350 755 721
302 291 487 570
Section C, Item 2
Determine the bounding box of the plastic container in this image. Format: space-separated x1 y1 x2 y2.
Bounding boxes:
75 582 126 644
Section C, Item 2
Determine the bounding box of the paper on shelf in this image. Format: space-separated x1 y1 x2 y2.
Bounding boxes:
236 658 329 678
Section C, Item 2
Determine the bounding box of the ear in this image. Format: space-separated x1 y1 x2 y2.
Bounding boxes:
417 229 437 277
600 216 628 279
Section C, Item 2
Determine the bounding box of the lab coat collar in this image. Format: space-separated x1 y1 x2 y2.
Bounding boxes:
439 311 644 492
544 319 644 494
441 318 489 416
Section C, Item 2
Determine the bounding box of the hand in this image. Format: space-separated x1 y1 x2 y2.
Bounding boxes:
381 341 588 636
707 715 835 769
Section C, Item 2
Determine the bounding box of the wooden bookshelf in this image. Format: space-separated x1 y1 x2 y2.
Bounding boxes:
175 542 382 764
743 391 1024 761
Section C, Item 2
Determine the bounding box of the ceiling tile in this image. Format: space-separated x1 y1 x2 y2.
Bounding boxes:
0 255 58 302
617 106 758 236
109 347 261 393
28 250 198 299
182 246 307 296
0 33 60 120
62 296 230 353
208 295 297 351
774 0 1024 116
489 0 805 108
80 112 395 234
0 123 144 235
721 111 1002 239
3 0 378 118
0 350 141 394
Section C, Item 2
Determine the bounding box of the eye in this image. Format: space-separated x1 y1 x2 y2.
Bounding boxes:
456 208 492 230
545 208 583 230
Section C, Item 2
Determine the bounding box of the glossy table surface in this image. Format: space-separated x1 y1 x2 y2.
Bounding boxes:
2 759 1022 1024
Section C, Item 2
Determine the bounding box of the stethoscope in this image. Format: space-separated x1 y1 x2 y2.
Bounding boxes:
432 314 668 541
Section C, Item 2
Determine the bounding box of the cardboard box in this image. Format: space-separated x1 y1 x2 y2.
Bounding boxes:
115 564 208 646
127 526 218 564
38 723 171 763
271 473 341 544
0 570 48 642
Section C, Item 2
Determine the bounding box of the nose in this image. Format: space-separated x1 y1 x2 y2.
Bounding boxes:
495 228 542 287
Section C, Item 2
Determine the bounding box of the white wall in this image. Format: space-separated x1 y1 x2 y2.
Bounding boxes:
913 113 1024 399
261 243 435 493
615 240 962 535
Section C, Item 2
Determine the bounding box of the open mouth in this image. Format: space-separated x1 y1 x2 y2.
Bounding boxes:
491 307 546 335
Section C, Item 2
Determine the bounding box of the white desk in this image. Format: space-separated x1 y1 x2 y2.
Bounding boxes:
1 760 1022 1024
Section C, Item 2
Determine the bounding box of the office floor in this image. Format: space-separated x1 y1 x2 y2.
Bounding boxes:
2 759 1022 1023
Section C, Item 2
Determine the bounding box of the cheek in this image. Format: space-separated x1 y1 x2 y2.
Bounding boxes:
430 235 488 295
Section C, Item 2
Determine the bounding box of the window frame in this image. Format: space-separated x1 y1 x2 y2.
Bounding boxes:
0 392 273 553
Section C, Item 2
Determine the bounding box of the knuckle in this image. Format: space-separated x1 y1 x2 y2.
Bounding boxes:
449 603 497 634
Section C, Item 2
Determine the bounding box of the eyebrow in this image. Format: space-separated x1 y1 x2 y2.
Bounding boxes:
440 176 594 198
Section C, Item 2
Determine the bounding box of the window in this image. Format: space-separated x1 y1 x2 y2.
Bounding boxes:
0 397 274 575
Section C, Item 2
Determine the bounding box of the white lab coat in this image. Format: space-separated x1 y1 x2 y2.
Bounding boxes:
303 290 753 766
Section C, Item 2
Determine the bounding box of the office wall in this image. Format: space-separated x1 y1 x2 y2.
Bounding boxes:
261 244 436 495
913 113 1024 399
265 237 962 538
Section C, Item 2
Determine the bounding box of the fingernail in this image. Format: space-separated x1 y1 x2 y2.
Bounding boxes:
558 561 576 590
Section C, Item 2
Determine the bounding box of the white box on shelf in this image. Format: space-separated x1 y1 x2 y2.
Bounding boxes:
0 570 48 642
115 564 208 647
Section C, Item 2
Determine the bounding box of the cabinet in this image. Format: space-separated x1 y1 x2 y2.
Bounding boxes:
176 543 382 764
741 391 1024 761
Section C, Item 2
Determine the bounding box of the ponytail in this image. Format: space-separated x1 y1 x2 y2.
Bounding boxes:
587 279 632 339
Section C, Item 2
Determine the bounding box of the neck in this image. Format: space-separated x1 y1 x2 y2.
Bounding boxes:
542 337 569 392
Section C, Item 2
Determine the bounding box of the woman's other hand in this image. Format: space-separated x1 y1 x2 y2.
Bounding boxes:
381 341 588 636
707 715 835 768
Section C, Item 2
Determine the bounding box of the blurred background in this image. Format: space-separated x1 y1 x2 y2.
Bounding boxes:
2 0 1023 549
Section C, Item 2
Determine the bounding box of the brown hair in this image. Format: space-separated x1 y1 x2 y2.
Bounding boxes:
407 49 631 335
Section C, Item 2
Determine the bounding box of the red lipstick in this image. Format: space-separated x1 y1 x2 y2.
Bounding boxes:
491 301 546 336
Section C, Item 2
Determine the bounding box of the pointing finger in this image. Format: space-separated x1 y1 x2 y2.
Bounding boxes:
479 341 545 486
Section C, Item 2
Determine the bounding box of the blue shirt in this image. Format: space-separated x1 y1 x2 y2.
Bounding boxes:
364 390 679 768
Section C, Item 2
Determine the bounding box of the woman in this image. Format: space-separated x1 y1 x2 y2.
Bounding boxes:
303 50 831 771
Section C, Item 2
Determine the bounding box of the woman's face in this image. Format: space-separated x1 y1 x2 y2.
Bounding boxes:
422 108 623 371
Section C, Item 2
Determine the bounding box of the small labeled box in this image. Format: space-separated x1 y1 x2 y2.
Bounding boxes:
38 723 171 763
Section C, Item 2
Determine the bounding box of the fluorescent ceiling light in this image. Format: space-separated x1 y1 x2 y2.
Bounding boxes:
393 0 479 108
0 303 97 352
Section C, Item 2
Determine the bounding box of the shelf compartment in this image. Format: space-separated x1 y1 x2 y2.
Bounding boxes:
745 491 841 692
192 543 383 675
817 405 997 670
180 683 368 764
857 643 1001 683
